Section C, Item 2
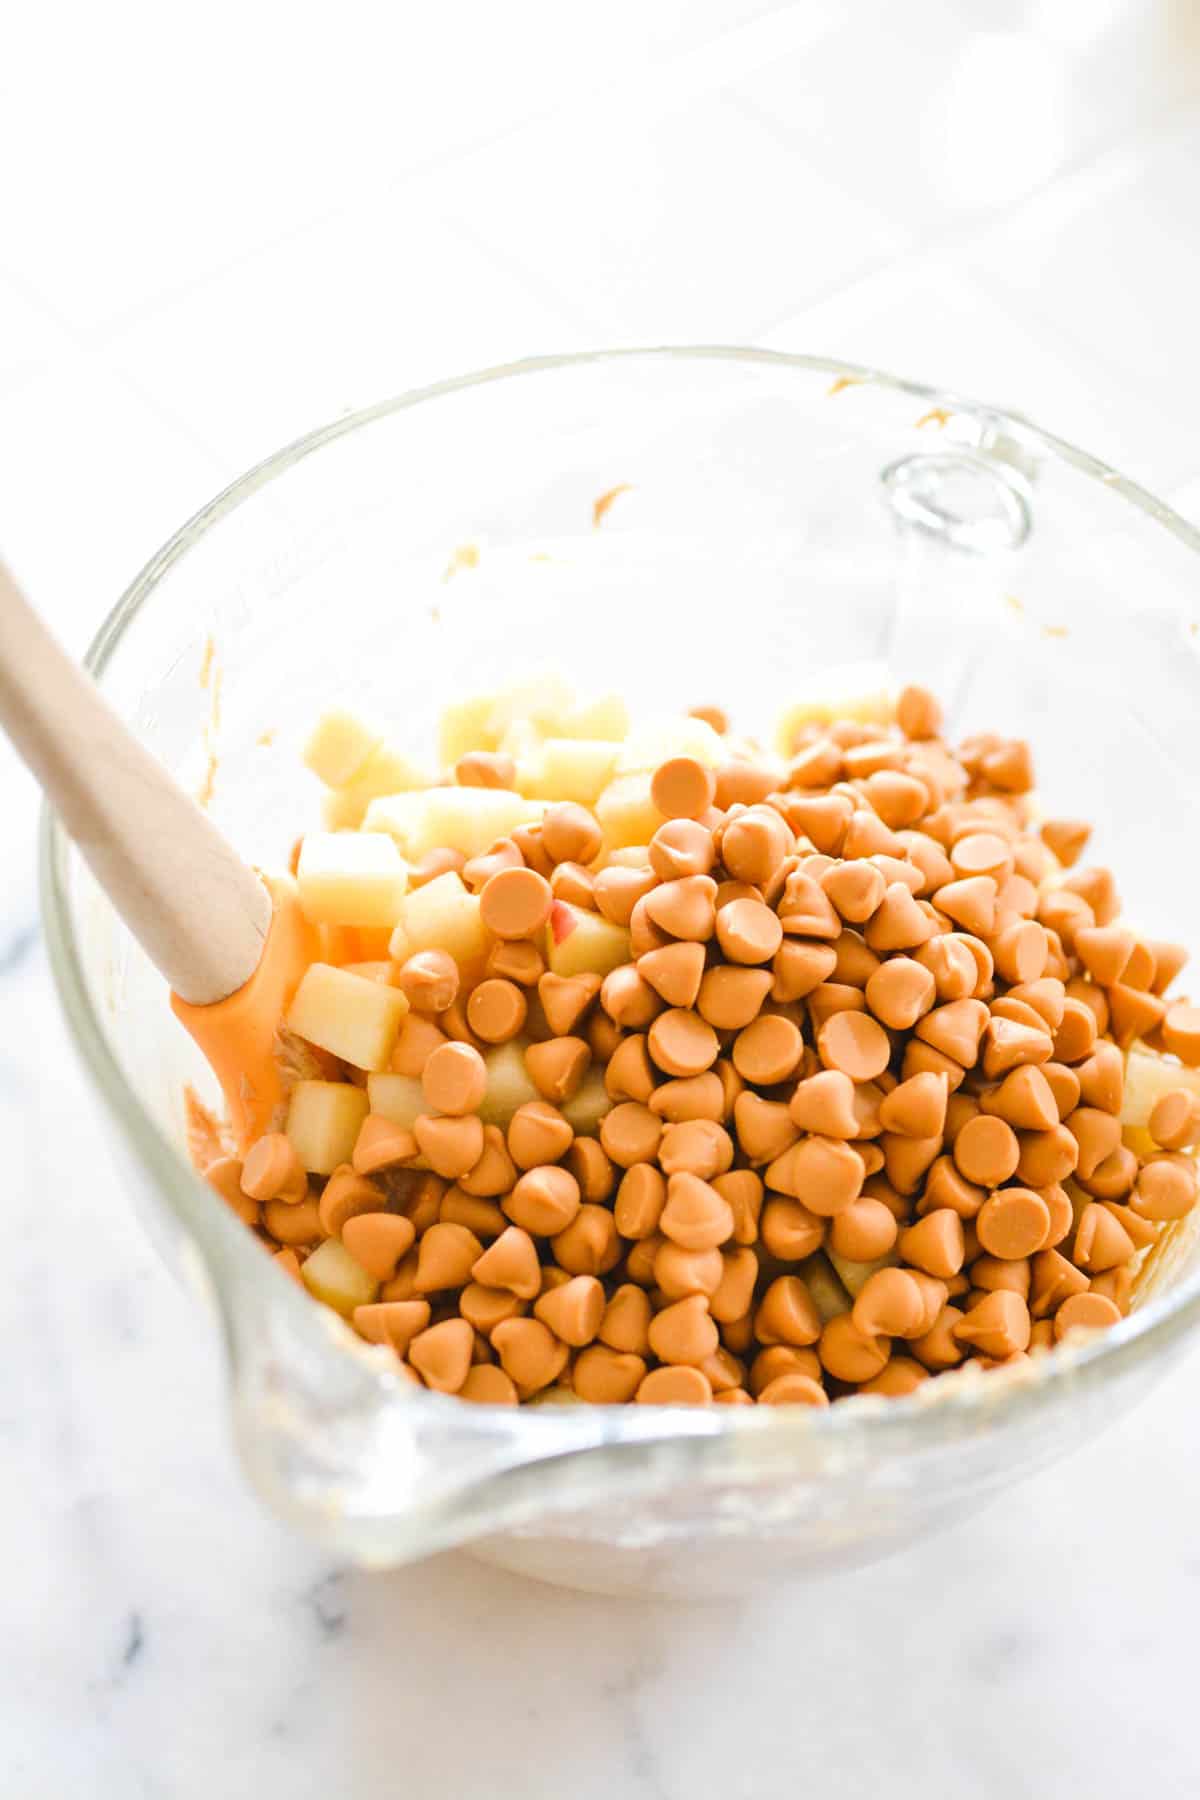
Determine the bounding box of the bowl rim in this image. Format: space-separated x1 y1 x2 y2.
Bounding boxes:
39 343 1200 1459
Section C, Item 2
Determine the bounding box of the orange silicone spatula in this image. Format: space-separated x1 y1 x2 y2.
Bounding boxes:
0 560 315 1146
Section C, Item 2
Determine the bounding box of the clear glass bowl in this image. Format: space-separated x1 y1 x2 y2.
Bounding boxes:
42 350 1200 1599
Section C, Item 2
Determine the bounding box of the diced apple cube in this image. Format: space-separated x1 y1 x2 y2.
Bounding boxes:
595 772 667 850
519 739 621 806
557 693 630 742
297 831 408 928
342 961 399 985
320 741 431 829
366 1072 426 1128
615 714 724 774
439 693 501 767
365 787 545 859
560 1067 611 1138
303 705 381 787
486 673 574 741
478 1039 542 1127
775 661 894 755
287 1080 370 1174
546 902 631 978
287 963 410 1071
393 871 489 969
300 1236 379 1316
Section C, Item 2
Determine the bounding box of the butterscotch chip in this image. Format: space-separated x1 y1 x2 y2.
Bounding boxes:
777 1135 864 1217
1054 1292 1122 1340
658 1118 734 1181
976 1187 1051 1260
413 1221 483 1294
819 1314 889 1383
318 1165 385 1237
456 1125 518 1198
600 1101 663 1167
789 1069 858 1138
1130 1158 1197 1221
1040 818 1091 867
594 865 658 926
206 1157 259 1226
830 1196 899 1263
486 938 545 988
354 1298 430 1354
649 818 717 881
503 1165 581 1235
648 1294 719 1366
644 874 718 942
734 1013 804 1085
242 1132 307 1203
649 1072 725 1122
910 1304 965 1370
721 807 792 886
852 1267 926 1338
551 1204 621 1275
601 965 663 1030
397 949 460 1015
953 1290 1031 1357
876 1071 947 1140
714 897 782 966
660 1171 735 1250
441 1189 505 1239
481 866 554 939
636 1365 713 1405
571 1346 644 1402
714 1169 765 1245
526 1036 591 1104
507 1101 573 1170
757 1373 829 1406
491 1318 569 1394
459 1364 519 1405
613 1162 667 1239
341 1212 415 1281
459 1282 527 1334
1029 1248 1089 1318
953 1115 1019 1187
541 801 603 866
414 1112 485 1180
651 756 716 821
1162 1002 1200 1066
697 965 774 1030
817 1010 890 1082
654 1241 724 1300
605 1034 657 1105
534 1275 605 1347
409 1317 474 1393
421 1041 487 1116
390 1013 450 1077
638 941 706 1008
755 1276 822 1346
598 1284 652 1354
899 1209 965 1278
860 1357 928 1397
821 858 886 925
352 1114 418 1177
466 978 528 1044
470 1225 541 1299
647 1008 720 1078
1149 1089 1200 1152
705 1245 758 1324
771 939 839 1003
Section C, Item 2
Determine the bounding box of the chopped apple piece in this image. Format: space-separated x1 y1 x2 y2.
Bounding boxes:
297 831 408 928
320 741 431 830
557 693 630 741
300 1237 379 1316
439 692 501 766
546 902 631 978
287 1080 370 1174
365 787 545 858
287 963 410 1071
478 1040 542 1127
615 714 724 774
486 673 574 741
366 1072 426 1129
519 739 621 806
561 1068 610 1138
393 871 488 969
595 772 667 849
342 961 399 984
775 661 894 755
801 1253 853 1322
303 705 381 788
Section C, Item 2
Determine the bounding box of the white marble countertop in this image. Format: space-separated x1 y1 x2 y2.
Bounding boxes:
5 3 1200 1793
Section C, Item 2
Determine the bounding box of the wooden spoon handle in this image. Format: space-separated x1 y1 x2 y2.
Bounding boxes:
0 561 271 1005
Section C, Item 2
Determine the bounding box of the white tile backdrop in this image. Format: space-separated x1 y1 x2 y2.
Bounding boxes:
3 3 1200 1795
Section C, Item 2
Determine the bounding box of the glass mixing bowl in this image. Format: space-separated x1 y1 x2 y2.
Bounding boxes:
42 350 1200 1599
